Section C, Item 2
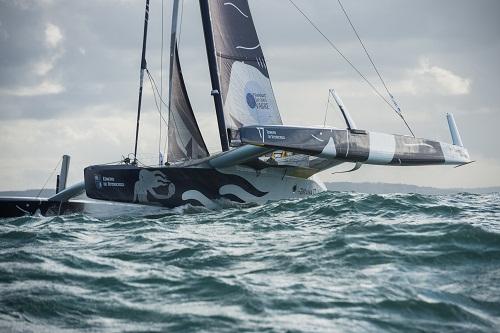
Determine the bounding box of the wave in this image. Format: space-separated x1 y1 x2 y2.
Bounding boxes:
1 192 499 332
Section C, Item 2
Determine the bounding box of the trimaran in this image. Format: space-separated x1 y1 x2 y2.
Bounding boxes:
0 0 471 217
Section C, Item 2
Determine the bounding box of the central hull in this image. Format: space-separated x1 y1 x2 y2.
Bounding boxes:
84 164 326 209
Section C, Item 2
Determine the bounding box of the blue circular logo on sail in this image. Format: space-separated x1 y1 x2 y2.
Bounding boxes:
246 93 257 109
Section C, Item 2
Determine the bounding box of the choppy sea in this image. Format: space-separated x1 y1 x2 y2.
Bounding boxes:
1 191 499 333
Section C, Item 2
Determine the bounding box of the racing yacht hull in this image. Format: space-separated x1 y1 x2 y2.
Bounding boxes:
84 164 326 209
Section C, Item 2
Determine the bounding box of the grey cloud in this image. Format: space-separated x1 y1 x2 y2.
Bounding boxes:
0 0 498 189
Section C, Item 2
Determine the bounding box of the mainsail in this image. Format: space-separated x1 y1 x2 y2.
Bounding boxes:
167 1 209 162
201 0 283 145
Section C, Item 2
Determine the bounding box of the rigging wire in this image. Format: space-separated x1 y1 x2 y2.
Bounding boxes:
99 159 127 166
336 0 415 137
146 69 169 127
147 65 191 164
147 68 189 163
135 1 190 165
36 157 62 198
146 68 182 166
146 68 169 109
337 0 392 105
288 0 415 137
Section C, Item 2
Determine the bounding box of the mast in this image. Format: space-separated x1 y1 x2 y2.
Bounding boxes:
198 0 230 152
133 0 150 165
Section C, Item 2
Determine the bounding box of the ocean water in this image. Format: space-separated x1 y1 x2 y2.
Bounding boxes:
0 191 499 333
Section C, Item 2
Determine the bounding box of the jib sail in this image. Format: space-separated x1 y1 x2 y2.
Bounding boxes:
167 0 209 162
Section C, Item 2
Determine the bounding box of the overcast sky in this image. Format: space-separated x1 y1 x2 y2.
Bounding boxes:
1 0 499 191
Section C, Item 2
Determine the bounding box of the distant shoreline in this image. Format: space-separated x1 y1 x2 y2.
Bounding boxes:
0 189 57 198
325 182 500 195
